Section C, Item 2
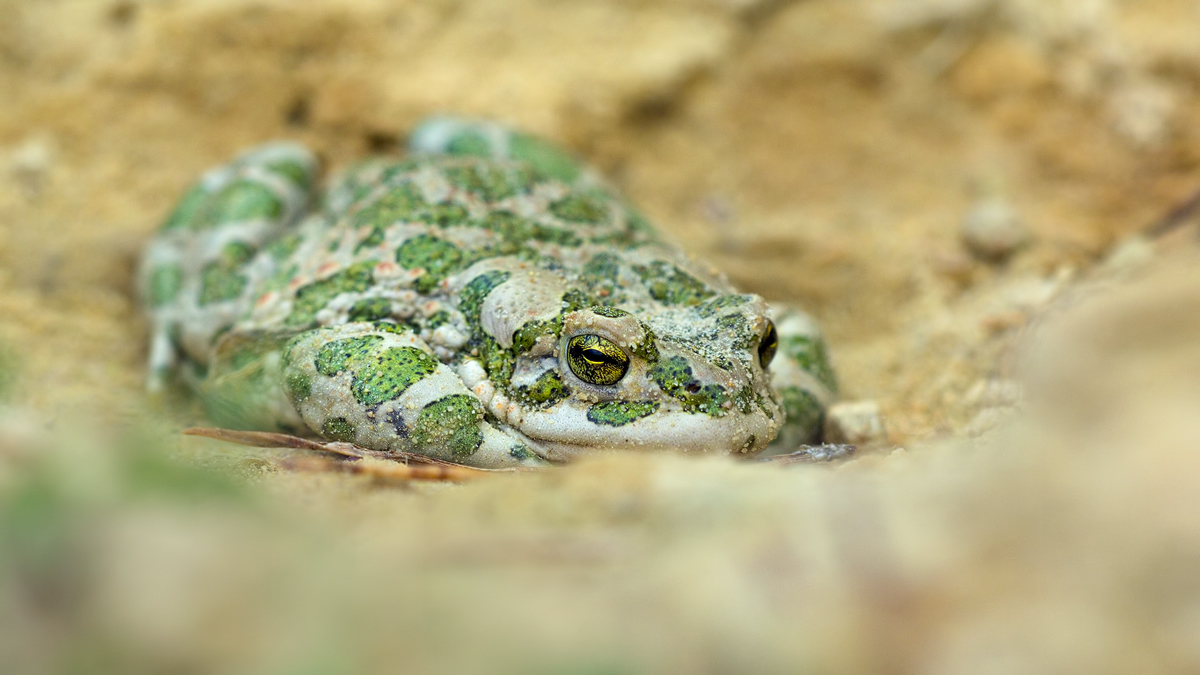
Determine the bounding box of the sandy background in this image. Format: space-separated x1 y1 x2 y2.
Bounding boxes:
2 0 1200 673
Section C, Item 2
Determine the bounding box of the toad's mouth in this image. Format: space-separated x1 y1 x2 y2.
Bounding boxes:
502 402 780 463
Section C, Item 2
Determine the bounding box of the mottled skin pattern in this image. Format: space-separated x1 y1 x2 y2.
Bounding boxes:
141 118 837 468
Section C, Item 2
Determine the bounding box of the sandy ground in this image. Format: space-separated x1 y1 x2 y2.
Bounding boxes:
2 1 1200 673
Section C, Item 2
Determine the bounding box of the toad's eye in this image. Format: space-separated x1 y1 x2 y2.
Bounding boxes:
567 334 629 386
758 320 778 369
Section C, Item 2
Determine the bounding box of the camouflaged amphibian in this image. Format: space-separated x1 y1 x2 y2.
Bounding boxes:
141 118 837 468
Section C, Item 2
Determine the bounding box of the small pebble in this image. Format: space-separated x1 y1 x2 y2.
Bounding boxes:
961 197 1030 262
10 135 55 176
823 400 886 446
8 135 56 198
1101 235 1156 277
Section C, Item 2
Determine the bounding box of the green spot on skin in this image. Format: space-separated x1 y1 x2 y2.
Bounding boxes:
411 394 483 459
423 202 470 228
445 131 492 158
634 261 715 307
426 310 451 329
351 183 426 230
717 314 755 350
532 223 583 247
477 335 515 389
265 263 299 292
587 201 651 248
648 356 729 416
350 346 439 407
265 159 312 191
478 210 540 250
629 323 660 363
286 260 376 328
581 252 622 299
266 233 302 261
586 231 633 248
648 356 693 394
224 241 255 262
285 370 312 402
348 297 393 322
464 212 547 260
378 160 425 184
321 417 356 442
458 270 511 327
510 133 581 184
315 335 385 377
732 386 756 415
758 391 775 420
162 184 208 231
590 306 629 319
355 227 385 253
200 180 284 228
780 386 823 439
783 335 839 394
148 264 184 306
313 336 440 407
351 181 470 229
509 444 536 461
513 370 568 408
198 241 256 306
550 193 609 224
512 316 563 355
562 289 592 312
453 269 515 385
395 234 464 294
696 294 752 318
693 384 729 415
582 252 621 280
444 163 530 202
478 209 524 234
587 400 660 426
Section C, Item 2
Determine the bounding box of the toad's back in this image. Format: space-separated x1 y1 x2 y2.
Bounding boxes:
141 118 837 468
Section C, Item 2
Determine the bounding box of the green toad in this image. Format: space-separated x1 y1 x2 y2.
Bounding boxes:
141 118 837 468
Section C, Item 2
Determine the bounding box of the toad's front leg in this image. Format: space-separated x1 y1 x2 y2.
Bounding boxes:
279 322 548 468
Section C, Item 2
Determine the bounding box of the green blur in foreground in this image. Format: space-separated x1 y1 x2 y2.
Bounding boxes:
0 422 262 674
0 414 725 675
0 343 16 403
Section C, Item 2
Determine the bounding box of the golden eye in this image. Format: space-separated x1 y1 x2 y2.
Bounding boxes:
758 320 778 369
567 334 629 386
